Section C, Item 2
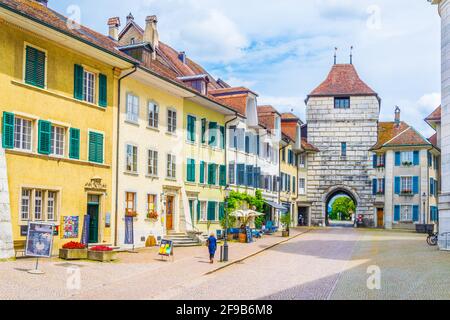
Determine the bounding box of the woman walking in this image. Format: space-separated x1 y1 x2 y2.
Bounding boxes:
206 233 217 264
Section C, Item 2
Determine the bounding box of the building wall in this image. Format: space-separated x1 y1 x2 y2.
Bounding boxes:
306 96 379 225
0 21 116 254
280 143 298 226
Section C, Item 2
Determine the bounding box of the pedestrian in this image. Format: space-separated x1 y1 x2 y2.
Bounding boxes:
206 233 217 264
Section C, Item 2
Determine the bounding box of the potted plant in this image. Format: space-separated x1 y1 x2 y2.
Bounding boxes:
146 210 158 220
88 245 117 262
125 209 138 218
220 214 237 241
402 161 413 167
280 214 292 237
59 241 88 260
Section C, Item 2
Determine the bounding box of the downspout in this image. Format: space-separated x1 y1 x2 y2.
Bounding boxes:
114 65 138 247
224 114 239 185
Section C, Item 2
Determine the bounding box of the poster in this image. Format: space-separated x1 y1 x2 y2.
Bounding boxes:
158 239 173 257
124 216 134 245
81 215 90 245
63 216 79 239
245 227 253 243
25 222 54 258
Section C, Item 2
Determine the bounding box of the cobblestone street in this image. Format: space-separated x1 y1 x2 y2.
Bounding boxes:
2 228 450 300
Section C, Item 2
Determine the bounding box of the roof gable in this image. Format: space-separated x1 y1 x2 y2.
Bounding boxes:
372 122 430 150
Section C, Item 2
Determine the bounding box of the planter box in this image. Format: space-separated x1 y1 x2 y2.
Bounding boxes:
88 250 117 262
239 233 247 243
282 231 290 237
59 248 88 260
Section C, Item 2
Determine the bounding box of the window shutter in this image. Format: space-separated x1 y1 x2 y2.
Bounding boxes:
209 122 218 146
219 203 225 221
186 159 195 182
430 178 434 197
197 201 201 221
413 151 420 166
428 152 432 167
395 152 401 166
413 176 419 195
373 154 377 168
37 120 51 155
199 161 205 184
25 46 45 88
98 73 107 107
207 202 216 221
2 112 14 149
69 128 80 159
413 205 419 222
74 64 84 100
89 131 104 164
187 116 196 142
394 177 401 195
394 205 400 222
372 179 378 195
256 135 260 156
219 165 226 187
220 126 225 149
201 119 206 144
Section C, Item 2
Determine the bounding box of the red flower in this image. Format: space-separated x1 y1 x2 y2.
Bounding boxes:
63 241 86 249
90 246 113 252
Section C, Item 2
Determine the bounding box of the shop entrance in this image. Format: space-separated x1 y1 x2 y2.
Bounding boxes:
298 207 309 226
166 195 175 230
87 195 100 243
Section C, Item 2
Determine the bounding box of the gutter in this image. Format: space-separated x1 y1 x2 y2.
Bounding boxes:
114 66 138 247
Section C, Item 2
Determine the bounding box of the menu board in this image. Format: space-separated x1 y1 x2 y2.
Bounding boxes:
158 239 173 257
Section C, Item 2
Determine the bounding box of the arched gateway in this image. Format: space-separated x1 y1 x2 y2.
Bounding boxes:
323 186 359 227
305 63 380 226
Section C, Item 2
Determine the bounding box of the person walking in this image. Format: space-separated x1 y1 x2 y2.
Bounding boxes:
206 233 217 264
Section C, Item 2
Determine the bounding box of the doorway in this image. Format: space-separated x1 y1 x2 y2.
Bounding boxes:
298 207 308 226
166 195 175 230
87 195 100 243
377 208 384 228
189 199 195 227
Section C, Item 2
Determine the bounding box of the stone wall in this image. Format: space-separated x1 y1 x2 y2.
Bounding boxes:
306 96 379 225
0 141 14 259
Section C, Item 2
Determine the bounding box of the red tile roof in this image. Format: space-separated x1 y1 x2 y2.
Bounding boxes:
281 113 299 121
425 105 441 122
302 138 319 152
371 122 431 150
0 0 136 63
309 64 377 98
429 133 438 148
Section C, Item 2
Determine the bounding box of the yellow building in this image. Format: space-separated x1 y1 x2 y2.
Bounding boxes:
0 0 134 256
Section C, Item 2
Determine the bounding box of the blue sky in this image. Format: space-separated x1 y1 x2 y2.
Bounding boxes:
51 0 441 137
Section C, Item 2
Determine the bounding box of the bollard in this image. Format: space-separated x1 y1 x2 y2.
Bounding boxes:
220 245 224 262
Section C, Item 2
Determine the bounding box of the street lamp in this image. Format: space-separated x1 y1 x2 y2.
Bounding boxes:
422 192 428 225
223 185 232 262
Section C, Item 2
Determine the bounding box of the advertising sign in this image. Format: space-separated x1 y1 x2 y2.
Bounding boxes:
63 216 79 239
124 216 134 245
158 239 173 257
25 222 54 258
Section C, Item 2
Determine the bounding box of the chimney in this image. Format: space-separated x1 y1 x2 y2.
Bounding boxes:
178 51 186 64
394 106 401 127
107 17 121 41
144 15 159 59
126 13 134 23
35 0 48 6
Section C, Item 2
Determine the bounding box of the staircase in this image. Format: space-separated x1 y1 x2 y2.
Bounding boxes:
165 231 202 247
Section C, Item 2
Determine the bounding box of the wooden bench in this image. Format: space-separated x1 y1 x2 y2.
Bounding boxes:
13 240 26 258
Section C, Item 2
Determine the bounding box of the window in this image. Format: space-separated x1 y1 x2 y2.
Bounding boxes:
186 158 196 182
341 142 347 157
126 94 139 123
168 109 177 133
148 102 159 128
187 115 196 143
375 154 385 168
88 131 104 164
199 201 207 222
401 151 413 165
200 161 207 184
334 97 350 109
148 149 158 176
47 191 56 221
130 38 135 45
299 178 306 195
20 189 31 220
83 70 96 104
147 194 157 213
167 154 176 179
401 177 413 194
228 163 235 185
298 154 306 168
14 117 32 151
125 192 136 215
34 190 43 221
126 144 138 173
376 178 385 194
50 126 65 156
400 205 413 222
25 45 46 88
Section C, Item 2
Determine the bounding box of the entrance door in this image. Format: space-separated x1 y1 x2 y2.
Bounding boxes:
87 203 99 243
377 208 384 228
166 196 174 230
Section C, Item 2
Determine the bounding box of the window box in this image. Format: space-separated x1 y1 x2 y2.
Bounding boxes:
146 210 159 220
376 192 385 196
402 161 413 167
376 164 385 168
400 190 413 196
125 210 138 218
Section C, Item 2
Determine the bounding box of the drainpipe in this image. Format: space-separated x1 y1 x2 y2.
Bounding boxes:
224 114 239 184
114 65 138 247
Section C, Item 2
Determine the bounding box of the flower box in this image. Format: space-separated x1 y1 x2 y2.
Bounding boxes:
402 161 413 167
88 246 117 262
125 211 138 218
146 210 159 220
59 248 88 260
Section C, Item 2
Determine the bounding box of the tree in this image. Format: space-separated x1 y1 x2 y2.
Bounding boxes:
330 197 356 221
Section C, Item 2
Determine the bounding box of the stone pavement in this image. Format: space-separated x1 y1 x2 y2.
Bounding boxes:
0 228 309 300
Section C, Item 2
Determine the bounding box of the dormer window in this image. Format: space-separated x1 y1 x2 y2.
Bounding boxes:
189 80 207 95
130 38 135 45
335 97 350 109
177 75 209 95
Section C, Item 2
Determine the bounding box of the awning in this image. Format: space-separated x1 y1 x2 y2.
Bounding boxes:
265 201 288 212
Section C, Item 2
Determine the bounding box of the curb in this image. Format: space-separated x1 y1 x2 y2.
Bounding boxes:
204 228 313 276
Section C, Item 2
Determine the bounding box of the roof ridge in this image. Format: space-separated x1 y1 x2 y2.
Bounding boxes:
382 126 411 147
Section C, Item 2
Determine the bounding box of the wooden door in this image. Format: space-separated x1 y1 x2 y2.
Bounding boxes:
166 196 174 230
377 208 384 228
88 204 99 243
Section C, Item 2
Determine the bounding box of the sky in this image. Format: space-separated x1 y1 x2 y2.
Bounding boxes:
51 0 441 137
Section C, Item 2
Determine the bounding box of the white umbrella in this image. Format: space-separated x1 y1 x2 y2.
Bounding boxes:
230 209 264 218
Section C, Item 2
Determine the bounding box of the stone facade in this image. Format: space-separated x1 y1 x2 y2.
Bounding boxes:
306 96 379 225
0 140 14 259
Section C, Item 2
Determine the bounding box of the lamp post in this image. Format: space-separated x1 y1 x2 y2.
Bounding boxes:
422 192 428 225
223 185 232 262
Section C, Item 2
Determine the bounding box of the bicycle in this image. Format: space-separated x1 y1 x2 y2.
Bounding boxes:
427 232 438 246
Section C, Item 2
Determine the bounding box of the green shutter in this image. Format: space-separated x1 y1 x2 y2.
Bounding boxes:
98 73 107 107
209 122 218 146
37 120 51 155
187 158 196 182
25 46 45 88
74 64 84 100
89 131 104 164
187 116 196 142
208 163 217 185
219 203 225 220
2 112 14 149
220 126 225 149
207 202 217 221
219 165 226 187
197 201 201 221
200 161 205 184
201 119 206 144
69 128 80 159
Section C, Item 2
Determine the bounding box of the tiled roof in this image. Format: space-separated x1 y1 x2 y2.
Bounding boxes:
309 64 377 98
425 105 441 122
371 122 430 150
281 113 299 121
258 105 281 116
0 0 136 63
429 133 438 148
302 138 319 152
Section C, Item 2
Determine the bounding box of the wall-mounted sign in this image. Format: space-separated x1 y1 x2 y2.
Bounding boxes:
105 212 111 228
25 222 54 258
63 216 79 239
158 239 173 257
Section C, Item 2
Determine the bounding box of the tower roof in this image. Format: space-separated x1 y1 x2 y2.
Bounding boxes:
308 64 377 98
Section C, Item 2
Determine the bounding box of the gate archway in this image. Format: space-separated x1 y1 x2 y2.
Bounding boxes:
323 186 359 227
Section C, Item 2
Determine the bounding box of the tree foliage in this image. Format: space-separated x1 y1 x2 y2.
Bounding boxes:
329 197 356 221
220 190 265 229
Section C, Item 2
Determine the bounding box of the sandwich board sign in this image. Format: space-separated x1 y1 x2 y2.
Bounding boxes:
158 239 174 260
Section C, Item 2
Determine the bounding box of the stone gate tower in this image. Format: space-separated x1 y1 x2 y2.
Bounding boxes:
305 63 380 226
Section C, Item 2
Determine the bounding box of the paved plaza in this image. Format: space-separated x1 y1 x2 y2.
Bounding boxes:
1 228 449 300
